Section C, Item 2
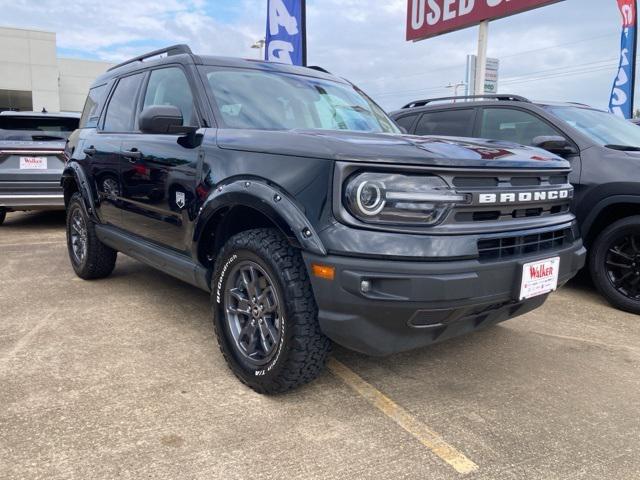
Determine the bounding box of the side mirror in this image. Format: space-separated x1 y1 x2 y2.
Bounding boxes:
532 135 577 156
139 105 197 135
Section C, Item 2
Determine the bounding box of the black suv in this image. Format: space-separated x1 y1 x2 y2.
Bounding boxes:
390 95 640 314
63 47 585 393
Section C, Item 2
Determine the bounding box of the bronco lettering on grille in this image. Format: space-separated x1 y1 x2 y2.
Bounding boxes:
478 189 572 205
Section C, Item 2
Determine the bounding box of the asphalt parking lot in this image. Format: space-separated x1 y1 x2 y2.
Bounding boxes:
1 211 639 480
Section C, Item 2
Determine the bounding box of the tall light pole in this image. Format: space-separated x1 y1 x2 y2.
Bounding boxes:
251 39 266 60
446 82 467 102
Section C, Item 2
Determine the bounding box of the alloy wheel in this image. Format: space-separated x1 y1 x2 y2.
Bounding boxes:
605 233 640 300
70 207 88 265
224 260 283 366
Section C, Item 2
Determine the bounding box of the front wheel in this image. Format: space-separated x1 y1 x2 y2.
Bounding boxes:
211 228 331 394
590 216 640 314
66 193 117 279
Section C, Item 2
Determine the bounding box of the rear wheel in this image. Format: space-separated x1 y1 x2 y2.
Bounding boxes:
66 193 117 279
0 208 5 225
211 228 331 394
590 216 640 314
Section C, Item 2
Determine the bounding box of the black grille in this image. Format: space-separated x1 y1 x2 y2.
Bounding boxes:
477 228 572 261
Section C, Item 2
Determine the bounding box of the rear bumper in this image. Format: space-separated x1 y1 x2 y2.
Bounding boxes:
304 239 586 356
0 176 64 210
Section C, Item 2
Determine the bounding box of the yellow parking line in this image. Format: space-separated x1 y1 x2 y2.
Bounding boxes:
328 357 479 475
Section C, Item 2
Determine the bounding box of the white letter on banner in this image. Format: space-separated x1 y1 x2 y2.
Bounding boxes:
443 0 456 20
486 0 503 7
459 0 475 16
268 40 294 64
269 0 299 35
411 0 426 30
426 0 441 25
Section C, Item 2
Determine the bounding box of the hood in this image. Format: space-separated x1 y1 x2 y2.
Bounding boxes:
216 129 569 169
0 139 66 151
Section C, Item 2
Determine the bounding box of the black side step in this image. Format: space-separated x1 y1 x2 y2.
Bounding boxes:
95 224 210 292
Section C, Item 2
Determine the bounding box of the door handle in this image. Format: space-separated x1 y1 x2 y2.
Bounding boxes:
83 147 97 156
123 149 142 160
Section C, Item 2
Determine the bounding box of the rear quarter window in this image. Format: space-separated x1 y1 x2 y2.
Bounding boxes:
79 84 107 128
415 109 476 137
394 114 418 133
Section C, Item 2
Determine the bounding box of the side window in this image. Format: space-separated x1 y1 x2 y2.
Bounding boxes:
415 109 475 137
394 114 418 133
79 84 107 128
143 67 196 127
480 108 559 146
103 73 144 132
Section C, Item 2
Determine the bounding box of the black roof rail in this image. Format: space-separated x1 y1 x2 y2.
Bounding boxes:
108 44 193 72
307 66 331 74
402 94 531 109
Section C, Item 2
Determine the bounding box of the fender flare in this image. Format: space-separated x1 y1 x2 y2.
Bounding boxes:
61 162 98 220
581 194 640 239
194 178 327 256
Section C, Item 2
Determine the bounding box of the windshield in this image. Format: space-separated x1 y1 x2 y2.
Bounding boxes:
0 115 79 141
202 67 399 134
547 106 640 150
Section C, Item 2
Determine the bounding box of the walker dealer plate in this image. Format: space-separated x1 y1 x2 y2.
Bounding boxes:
519 257 560 300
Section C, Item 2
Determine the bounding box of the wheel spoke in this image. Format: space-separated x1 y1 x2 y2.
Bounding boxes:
258 286 278 313
606 260 633 270
631 236 640 254
241 267 258 298
615 271 634 287
229 288 251 312
258 321 278 352
609 247 634 261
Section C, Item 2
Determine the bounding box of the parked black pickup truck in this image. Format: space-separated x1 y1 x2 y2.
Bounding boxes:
62 46 585 393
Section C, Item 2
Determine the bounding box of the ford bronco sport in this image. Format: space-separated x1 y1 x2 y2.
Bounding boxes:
391 95 640 314
62 46 585 393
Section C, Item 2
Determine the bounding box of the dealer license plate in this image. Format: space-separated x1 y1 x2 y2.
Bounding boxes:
19 156 48 169
519 257 560 300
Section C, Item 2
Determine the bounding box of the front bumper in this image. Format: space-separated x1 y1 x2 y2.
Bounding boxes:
304 239 586 356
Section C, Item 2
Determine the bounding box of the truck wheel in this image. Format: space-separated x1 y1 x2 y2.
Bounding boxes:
590 216 640 314
0 208 5 225
211 228 331 394
66 193 117 280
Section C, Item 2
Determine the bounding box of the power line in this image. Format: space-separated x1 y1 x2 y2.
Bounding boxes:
371 56 622 100
359 32 618 87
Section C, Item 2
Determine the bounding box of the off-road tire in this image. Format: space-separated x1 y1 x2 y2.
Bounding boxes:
590 216 640 314
211 228 331 394
0 208 5 226
66 193 117 280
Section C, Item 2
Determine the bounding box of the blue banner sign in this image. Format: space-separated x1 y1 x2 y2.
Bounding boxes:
266 0 306 66
609 0 637 119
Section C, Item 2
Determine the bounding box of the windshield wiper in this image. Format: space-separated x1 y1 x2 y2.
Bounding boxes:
605 144 640 151
31 134 65 141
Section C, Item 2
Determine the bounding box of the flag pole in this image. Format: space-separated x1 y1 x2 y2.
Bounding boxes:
301 0 307 66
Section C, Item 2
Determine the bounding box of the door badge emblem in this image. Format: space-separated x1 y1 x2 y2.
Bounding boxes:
176 191 186 209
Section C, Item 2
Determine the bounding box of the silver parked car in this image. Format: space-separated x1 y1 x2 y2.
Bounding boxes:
0 110 79 225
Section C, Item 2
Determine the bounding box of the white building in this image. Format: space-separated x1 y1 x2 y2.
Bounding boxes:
0 26 113 113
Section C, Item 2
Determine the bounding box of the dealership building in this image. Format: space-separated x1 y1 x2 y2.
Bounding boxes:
0 26 113 113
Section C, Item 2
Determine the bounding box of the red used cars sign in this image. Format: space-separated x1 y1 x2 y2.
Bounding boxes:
407 0 565 41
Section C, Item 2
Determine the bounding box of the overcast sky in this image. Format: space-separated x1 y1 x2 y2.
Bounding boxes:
0 0 628 110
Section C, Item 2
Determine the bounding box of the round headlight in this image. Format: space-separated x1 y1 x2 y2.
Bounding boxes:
356 180 386 216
